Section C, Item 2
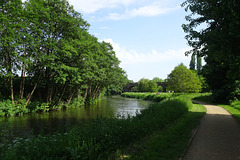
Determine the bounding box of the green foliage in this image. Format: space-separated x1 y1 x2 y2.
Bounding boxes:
134 78 160 93
69 97 85 108
158 85 163 92
152 77 164 83
230 100 240 110
148 80 158 92
0 100 28 116
121 92 173 102
138 78 151 92
27 101 50 113
182 0 240 102
166 64 202 93
0 97 190 160
0 0 127 113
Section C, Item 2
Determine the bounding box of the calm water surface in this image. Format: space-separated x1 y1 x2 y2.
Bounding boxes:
0 96 152 136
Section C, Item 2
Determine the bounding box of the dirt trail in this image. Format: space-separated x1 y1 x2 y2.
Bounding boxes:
182 101 240 160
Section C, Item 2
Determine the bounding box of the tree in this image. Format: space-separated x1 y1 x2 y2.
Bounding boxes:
136 78 159 92
197 56 202 74
0 0 26 104
152 77 164 83
166 64 202 93
182 0 240 101
189 54 196 71
148 80 158 92
137 78 150 92
0 0 127 110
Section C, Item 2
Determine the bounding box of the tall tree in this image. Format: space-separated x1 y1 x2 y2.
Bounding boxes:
182 0 240 101
166 64 202 93
0 0 24 104
189 53 196 71
196 55 202 74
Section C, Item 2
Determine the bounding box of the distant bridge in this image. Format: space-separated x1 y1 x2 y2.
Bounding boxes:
123 82 167 92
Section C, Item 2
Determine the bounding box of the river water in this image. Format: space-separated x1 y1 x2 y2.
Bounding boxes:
0 96 152 137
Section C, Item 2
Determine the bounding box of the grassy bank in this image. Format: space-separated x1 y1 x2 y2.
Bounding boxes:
1 97 192 160
122 103 206 160
0 93 207 159
121 92 175 102
121 92 211 102
120 92 206 159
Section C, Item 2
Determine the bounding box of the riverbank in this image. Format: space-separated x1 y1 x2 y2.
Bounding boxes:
119 92 207 159
0 95 198 159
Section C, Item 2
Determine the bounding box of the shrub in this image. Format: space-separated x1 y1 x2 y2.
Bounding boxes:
69 97 85 108
0 100 28 116
231 100 240 110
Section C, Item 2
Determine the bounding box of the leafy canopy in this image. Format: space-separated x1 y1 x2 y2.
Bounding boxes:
182 0 240 101
167 64 202 93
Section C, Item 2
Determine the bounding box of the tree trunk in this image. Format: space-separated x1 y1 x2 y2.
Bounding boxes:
26 74 41 106
7 52 14 105
47 85 53 104
19 68 25 99
83 87 88 101
55 81 68 106
9 77 15 105
67 90 74 105
51 87 58 105
92 85 99 100
19 50 26 99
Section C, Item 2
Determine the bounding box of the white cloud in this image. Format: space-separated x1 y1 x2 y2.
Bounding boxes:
103 38 189 65
67 0 181 20
103 39 191 81
68 0 137 14
106 5 179 20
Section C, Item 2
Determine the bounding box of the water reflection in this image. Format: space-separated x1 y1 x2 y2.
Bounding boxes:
0 96 152 136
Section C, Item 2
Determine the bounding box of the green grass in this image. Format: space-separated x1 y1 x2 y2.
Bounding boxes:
119 103 206 160
219 105 240 122
121 92 212 103
0 97 192 160
122 92 176 102
191 93 240 122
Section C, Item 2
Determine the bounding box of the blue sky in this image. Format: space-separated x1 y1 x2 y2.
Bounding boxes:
64 0 192 82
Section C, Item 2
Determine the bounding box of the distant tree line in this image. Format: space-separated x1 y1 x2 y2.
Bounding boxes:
131 77 164 92
0 0 127 109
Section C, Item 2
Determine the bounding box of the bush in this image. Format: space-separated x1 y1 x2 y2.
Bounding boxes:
69 97 85 108
231 100 240 110
0 100 28 116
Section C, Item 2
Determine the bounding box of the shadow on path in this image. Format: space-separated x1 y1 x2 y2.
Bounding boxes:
183 102 240 160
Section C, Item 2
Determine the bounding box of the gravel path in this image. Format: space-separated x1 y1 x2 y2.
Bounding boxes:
182 101 240 160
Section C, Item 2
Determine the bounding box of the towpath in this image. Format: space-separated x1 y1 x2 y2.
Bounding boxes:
182 101 240 160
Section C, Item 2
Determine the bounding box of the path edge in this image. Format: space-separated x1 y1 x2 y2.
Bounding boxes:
179 101 206 160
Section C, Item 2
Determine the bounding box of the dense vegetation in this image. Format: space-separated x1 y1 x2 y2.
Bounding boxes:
131 78 163 92
0 94 206 160
0 0 127 116
182 0 240 102
122 92 173 102
166 64 202 93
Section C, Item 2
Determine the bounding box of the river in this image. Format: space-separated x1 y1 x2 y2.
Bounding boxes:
0 96 152 137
